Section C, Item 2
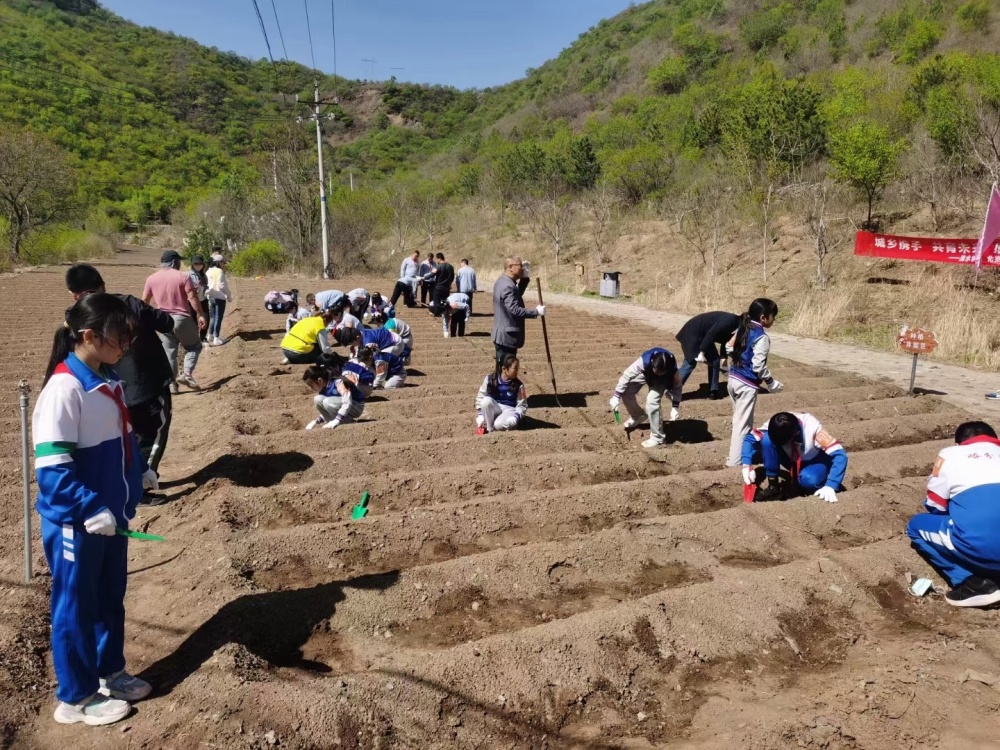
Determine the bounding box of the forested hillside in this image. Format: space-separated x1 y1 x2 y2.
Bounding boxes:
3 0 1000 368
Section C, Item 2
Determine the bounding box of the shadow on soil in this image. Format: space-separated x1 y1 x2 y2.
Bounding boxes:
139 571 400 694
185 374 239 394
626 420 713 444
528 391 598 409
236 328 285 342
160 451 315 493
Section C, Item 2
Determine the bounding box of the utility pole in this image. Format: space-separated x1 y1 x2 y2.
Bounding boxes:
311 80 331 278
362 58 377 80
390 67 404 79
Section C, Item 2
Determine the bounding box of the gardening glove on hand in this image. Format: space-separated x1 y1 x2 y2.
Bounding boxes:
669 407 680 422
609 396 621 411
84 509 117 537
142 468 159 491
322 418 342 430
476 414 486 428
695 352 707 363
536 305 546 316
742 466 756 485
814 486 838 503
767 379 784 393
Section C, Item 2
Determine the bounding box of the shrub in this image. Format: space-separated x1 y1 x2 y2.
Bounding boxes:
739 6 791 52
20 226 114 265
956 0 990 33
648 56 689 94
228 240 289 277
897 19 942 64
183 221 221 258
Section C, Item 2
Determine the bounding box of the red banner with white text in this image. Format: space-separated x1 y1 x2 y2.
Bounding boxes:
854 231 1000 267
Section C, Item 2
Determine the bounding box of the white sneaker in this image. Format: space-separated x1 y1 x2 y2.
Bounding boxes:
443 331 450 338
177 374 200 390
100 670 152 702
169 382 179 395
641 437 665 449
281 357 290 365
213 337 224 346
623 418 636 430
305 417 325 430
54 694 130 726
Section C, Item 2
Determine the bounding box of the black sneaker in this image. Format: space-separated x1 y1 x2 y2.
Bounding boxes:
946 576 1000 608
755 479 785 502
139 492 170 507
708 390 724 400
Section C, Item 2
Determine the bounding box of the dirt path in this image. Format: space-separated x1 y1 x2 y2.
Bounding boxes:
2 248 1000 749
536 291 1000 418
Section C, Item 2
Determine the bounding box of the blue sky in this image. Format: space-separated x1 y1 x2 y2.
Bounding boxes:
98 0 637 89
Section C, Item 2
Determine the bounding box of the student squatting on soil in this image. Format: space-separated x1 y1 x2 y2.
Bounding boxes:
302 350 377 430
907 420 1000 608
476 355 528 434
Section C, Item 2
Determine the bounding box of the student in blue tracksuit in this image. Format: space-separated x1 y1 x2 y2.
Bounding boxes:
334 325 405 358
726 298 781 467
374 350 408 389
34 294 156 726
741 412 847 502
609 347 683 449
302 350 376 429
475 354 528 433
907 421 1000 607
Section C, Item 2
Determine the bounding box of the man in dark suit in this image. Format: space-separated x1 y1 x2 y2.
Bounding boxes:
491 256 545 366
674 310 740 400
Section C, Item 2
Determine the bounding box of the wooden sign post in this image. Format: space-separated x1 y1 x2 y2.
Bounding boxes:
897 326 939 396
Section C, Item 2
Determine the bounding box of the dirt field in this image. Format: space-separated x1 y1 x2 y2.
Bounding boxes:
2 248 1000 749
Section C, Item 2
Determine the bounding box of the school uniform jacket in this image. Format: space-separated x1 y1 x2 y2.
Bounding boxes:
476 374 528 422
742 412 847 488
360 327 402 353
332 360 376 416
34 353 143 528
924 436 1000 565
613 348 683 408
729 322 775 390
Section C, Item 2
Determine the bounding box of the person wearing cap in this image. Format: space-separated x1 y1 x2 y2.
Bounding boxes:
142 250 207 391
205 252 233 346
188 255 210 344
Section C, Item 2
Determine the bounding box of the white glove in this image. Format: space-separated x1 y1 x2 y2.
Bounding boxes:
536 305 546 317
142 468 159 491
609 396 621 411
476 414 485 428
669 407 680 421
323 418 342 429
814 486 838 503
695 352 707 363
305 418 321 431
767 379 784 393
84 509 117 537
741 466 756 485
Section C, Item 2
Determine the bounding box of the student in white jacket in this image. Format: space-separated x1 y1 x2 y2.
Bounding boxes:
205 253 233 346
475 355 528 434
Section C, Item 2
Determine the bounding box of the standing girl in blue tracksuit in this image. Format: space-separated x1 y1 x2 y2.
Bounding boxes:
726 298 781 467
34 294 156 727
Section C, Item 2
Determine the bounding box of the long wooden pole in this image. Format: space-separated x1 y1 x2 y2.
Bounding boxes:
535 278 560 407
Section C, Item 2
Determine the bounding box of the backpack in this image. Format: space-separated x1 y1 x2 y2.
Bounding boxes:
264 289 299 314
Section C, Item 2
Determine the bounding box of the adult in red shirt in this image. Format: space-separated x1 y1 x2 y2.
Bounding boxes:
142 250 207 391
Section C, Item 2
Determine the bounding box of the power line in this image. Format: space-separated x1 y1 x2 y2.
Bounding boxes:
249 0 277 68
269 0 289 60
303 0 317 73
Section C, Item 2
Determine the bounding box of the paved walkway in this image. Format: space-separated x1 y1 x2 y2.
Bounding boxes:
533 291 1000 418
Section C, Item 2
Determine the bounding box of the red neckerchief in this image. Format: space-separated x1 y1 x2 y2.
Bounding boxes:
97 382 133 468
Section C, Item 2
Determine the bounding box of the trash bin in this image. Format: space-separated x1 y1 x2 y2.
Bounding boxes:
600 271 621 298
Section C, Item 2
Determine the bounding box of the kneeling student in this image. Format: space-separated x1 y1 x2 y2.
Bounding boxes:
476 354 527 434
383 317 414 364
281 309 336 364
609 348 682 449
906 420 1000 607
334 325 404 357
302 349 376 430
374 351 407 389
741 411 847 502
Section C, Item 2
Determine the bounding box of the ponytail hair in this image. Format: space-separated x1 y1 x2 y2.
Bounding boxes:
491 354 519 388
44 293 135 385
354 346 375 367
733 298 778 356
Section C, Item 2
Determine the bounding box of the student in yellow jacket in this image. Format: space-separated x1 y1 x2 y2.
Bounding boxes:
280 309 337 364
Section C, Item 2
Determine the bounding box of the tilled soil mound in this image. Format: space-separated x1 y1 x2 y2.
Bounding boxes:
1 248 998 750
